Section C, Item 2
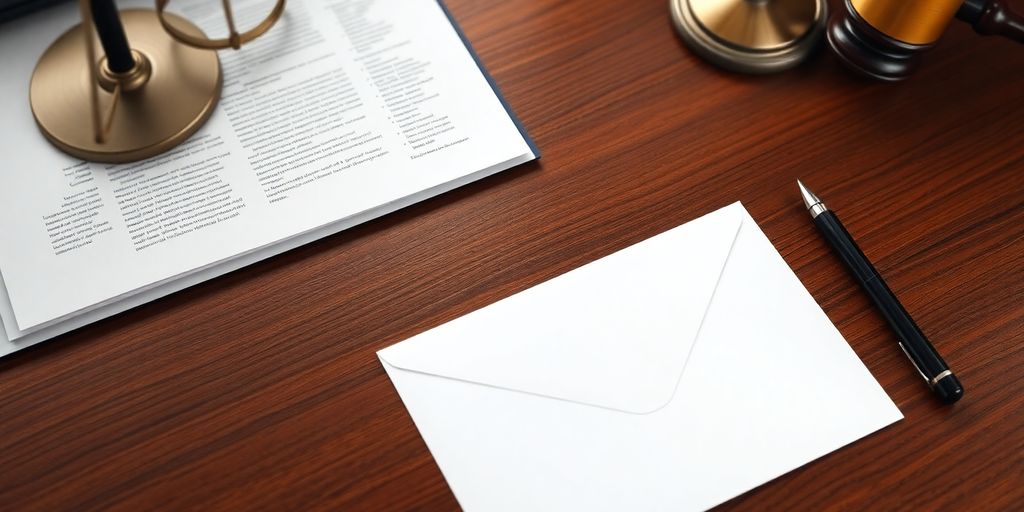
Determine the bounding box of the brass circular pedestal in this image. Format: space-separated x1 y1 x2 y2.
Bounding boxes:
670 0 828 74
30 9 221 163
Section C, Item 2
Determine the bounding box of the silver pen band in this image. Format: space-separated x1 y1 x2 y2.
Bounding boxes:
929 370 953 387
809 202 828 218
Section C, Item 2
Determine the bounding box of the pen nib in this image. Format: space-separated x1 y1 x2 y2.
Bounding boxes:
797 180 822 211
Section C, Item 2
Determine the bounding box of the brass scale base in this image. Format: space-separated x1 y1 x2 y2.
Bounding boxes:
30 9 221 163
670 0 828 73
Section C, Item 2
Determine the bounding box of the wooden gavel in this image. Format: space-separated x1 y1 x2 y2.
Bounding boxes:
828 0 1024 81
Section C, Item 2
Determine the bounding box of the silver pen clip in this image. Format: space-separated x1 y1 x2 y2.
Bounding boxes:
898 341 931 387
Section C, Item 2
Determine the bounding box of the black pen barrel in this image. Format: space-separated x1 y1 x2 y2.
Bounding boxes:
812 211 963 404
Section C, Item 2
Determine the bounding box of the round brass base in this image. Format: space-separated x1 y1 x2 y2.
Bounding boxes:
30 9 221 163
670 0 828 74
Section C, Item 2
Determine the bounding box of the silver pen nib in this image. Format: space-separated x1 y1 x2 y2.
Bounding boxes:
797 180 828 218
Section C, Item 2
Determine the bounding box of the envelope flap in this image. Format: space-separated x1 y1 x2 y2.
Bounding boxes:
379 203 744 414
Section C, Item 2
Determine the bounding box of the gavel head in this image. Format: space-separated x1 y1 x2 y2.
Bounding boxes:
827 0 964 81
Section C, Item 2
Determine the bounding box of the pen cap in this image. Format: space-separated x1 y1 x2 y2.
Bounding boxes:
934 374 964 404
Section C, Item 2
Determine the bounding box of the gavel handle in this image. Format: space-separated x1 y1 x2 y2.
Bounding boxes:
958 0 1024 43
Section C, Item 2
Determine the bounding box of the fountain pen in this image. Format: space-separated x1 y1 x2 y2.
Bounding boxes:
798 180 963 404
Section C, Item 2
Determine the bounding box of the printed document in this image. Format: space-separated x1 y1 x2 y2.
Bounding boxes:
0 0 537 355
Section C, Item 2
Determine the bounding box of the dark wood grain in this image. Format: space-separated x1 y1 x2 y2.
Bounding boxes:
2 0 1023 510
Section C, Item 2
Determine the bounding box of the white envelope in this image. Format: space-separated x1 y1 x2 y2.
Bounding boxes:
378 202 902 511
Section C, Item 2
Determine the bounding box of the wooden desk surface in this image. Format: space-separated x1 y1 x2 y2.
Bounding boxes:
2 0 1022 510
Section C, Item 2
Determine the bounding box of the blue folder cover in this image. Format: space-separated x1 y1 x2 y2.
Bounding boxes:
437 0 540 159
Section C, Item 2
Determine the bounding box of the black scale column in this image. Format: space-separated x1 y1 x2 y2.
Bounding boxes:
90 0 135 73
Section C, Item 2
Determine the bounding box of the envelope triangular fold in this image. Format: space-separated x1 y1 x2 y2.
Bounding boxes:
379 202 744 413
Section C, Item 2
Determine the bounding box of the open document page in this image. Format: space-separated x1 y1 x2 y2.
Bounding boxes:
0 0 536 355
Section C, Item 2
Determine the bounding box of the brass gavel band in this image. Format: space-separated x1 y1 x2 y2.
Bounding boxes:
155 0 285 50
851 0 962 45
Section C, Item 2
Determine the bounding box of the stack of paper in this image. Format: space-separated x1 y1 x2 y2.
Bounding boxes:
0 0 537 356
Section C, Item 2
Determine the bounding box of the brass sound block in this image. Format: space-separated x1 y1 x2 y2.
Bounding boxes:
30 9 221 163
670 0 828 74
